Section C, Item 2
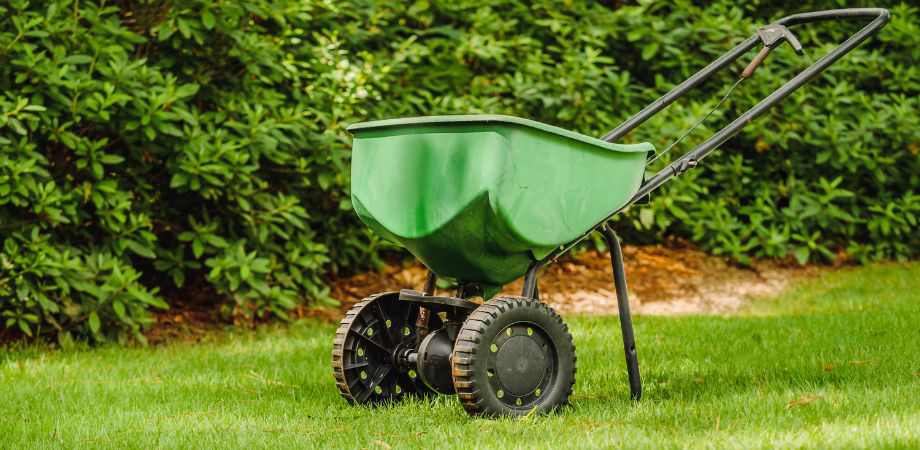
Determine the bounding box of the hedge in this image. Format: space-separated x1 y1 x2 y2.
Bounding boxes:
1 0 917 342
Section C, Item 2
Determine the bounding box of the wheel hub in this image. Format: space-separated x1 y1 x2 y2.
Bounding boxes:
496 336 546 395
485 322 557 407
416 327 457 395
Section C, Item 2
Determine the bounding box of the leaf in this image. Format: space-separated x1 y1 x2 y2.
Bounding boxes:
639 208 654 229
641 42 659 60
170 173 187 188
172 269 186 288
100 154 125 164
201 9 216 30
154 120 184 136
204 235 229 248
58 331 75 349
177 18 191 38
18 319 32 336
63 55 93 64
176 83 200 98
192 239 204 258
126 240 156 259
792 247 810 265
113 300 126 319
88 312 101 334
9 118 27 135
63 303 82 317
157 24 174 41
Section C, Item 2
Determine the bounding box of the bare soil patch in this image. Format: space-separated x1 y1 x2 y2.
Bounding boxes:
144 241 824 343
145 302 342 345
330 241 825 317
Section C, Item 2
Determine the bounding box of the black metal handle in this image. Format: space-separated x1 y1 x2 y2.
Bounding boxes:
603 8 889 144
527 9 890 273
606 8 889 205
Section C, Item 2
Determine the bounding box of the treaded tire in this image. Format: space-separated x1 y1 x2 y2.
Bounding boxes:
452 296 576 417
332 292 440 405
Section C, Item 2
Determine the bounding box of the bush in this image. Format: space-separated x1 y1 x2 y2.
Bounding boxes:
0 0 373 342
1 0 917 342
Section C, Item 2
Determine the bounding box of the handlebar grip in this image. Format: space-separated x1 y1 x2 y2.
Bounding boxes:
741 46 772 78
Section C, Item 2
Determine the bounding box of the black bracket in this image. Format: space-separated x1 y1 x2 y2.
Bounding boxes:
757 24 804 53
742 24 805 78
399 289 479 319
671 158 698 175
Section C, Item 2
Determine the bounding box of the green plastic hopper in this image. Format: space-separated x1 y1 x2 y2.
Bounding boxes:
348 115 653 297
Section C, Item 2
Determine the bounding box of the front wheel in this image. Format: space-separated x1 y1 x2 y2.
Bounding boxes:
332 292 442 405
451 296 576 417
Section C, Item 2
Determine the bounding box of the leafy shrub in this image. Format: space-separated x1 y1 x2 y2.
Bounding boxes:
0 0 372 342
1 0 916 342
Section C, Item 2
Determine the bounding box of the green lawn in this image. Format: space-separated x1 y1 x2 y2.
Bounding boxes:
2 263 918 448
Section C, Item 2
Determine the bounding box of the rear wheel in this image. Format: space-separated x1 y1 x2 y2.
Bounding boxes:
452 296 576 416
332 292 442 404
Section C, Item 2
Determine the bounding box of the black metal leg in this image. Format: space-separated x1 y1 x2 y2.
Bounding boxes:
600 224 642 401
423 271 437 296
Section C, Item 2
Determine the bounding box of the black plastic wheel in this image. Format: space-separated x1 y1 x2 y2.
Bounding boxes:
332 292 442 405
452 296 576 417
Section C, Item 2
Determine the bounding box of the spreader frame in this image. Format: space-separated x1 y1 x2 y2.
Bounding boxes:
451 8 889 403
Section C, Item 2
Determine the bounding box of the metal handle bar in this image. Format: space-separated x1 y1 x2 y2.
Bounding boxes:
528 8 889 270
606 8 890 205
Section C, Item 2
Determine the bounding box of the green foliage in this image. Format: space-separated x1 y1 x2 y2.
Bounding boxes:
1 0 917 341
0 0 365 341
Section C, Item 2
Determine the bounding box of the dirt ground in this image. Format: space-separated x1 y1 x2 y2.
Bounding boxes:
330 240 825 316
146 241 823 343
